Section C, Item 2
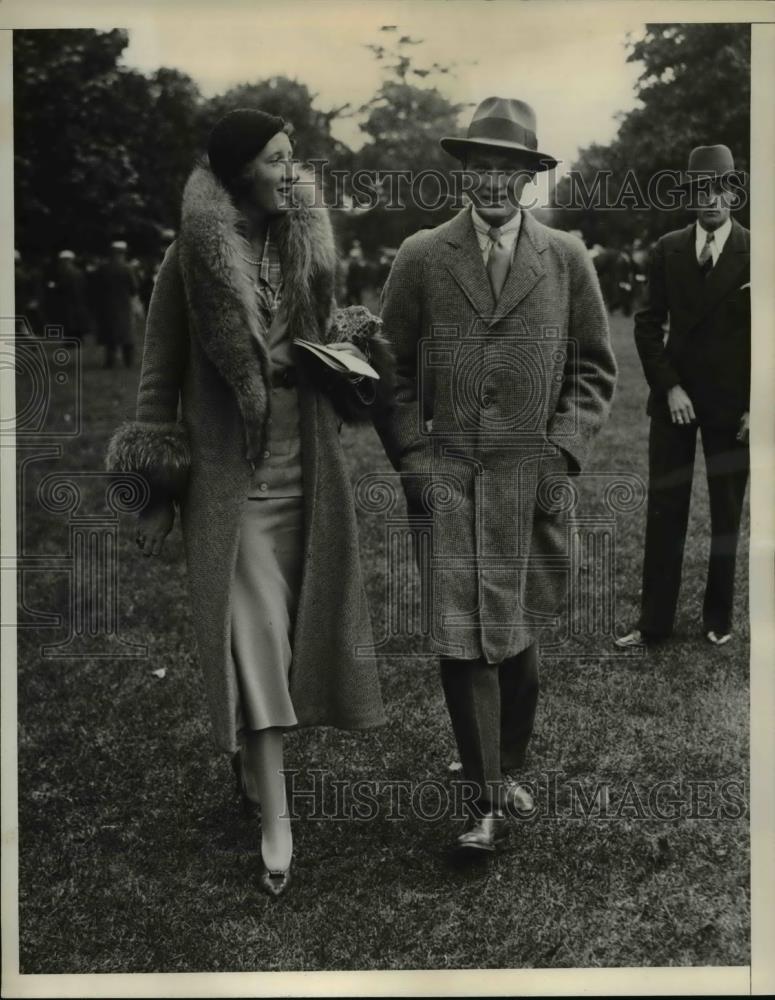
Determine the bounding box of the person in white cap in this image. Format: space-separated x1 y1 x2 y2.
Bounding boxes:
94 240 139 368
43 249 93 340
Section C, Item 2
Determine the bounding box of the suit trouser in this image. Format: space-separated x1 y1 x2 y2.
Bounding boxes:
439 644 539 812
638 416 749 637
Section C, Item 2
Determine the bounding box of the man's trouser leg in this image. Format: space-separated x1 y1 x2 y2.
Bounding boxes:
638 416 697 638
700 426 749 635
440 657 502 813
499 642 539 773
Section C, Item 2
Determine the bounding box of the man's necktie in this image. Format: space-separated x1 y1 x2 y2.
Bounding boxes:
487 227 512 301
698 231 715 276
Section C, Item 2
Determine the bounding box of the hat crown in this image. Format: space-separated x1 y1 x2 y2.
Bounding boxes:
471 97 537 134
439 95 556 171
686 144 736 175
466 96 538 151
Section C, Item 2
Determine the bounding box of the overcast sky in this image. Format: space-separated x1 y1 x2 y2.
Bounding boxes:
115 0 648 173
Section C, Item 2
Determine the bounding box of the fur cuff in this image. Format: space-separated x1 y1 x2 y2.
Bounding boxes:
323 307 397 424
106 421 191 500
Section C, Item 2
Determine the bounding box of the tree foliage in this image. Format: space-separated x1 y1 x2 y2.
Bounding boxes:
345 33 466 254
200 77 352 171
13 30 203 256
552 23 751 246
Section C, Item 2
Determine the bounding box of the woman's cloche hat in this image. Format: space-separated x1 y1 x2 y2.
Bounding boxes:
208 108 286 184
440 96 558 172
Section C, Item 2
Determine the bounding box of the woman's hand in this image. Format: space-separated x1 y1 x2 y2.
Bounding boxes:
136 499 175 557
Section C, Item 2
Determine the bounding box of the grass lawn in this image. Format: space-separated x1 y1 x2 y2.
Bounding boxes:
16 311 749 972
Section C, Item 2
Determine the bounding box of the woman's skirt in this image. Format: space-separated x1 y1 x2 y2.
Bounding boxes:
231 495 305 734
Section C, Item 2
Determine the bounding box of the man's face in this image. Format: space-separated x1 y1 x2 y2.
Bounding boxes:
463 148 535 226
694 180 734 232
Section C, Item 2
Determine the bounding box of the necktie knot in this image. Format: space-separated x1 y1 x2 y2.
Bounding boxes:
698 230 716 275
485 226 511 300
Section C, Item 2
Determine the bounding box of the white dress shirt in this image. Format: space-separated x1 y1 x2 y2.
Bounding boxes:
471 207 522 264
695 217 732 266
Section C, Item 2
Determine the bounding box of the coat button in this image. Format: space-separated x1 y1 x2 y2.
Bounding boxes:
481 393 493 407
259 483 268 492
263 450 271 459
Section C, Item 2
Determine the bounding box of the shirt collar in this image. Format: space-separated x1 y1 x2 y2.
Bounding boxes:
471 207 522 238
696 217 732 251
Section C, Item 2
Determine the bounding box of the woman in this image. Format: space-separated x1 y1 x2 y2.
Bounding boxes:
106 109 392 897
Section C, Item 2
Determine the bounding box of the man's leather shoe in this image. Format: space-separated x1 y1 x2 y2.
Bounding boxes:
614 628 647 649
456 811 510 854
503 777 535 816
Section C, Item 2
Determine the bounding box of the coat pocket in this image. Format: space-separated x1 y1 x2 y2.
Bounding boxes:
534 449 572 519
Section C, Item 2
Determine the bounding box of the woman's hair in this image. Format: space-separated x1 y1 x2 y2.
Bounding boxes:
221 122 295 202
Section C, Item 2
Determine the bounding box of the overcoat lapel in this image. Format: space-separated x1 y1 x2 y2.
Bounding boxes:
487 212 547 330
442 208 496 317
177 162 337 464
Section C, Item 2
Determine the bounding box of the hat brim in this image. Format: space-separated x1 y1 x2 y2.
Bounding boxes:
677 169 746 190
439 136 558 172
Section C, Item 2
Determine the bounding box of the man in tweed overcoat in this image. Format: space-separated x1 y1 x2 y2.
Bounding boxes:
378 97 617 853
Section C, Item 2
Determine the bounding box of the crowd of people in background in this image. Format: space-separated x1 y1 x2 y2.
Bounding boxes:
339 231 655 317
16 224 654 364
14 230 176 368
566 230 654 316
341 240 396 310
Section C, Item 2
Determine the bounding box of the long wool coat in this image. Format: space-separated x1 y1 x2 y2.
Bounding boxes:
107 163 388 753
378 207 617 662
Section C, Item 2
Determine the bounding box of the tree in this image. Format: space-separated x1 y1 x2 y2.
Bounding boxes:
347 32 467 254
131 68 203 239
13 30 203 258
201 77 352 171
552 23 750 245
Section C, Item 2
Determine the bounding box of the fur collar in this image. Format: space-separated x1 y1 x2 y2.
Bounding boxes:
177 162 337 463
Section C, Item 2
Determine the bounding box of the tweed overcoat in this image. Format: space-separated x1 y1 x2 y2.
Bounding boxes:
377 207 617 662
107 163 388 753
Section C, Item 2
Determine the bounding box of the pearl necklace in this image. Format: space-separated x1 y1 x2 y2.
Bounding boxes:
237 249 263 267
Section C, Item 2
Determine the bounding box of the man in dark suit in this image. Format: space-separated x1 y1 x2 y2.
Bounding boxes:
617 145 750 649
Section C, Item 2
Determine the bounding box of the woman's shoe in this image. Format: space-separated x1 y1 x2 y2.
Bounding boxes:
259 862 292 899
231 751 261 820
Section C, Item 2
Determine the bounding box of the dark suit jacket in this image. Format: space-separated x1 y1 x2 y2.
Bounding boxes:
634 219 750 427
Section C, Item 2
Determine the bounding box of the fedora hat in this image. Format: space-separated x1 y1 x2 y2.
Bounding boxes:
680 144 745 188
440 96 557 172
